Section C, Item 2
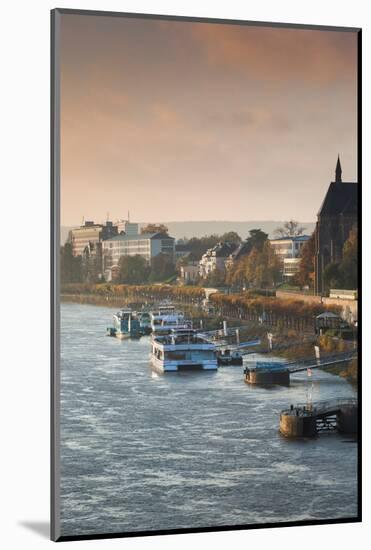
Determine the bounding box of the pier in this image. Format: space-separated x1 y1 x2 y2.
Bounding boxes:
244 350 357 386
279 398 358 438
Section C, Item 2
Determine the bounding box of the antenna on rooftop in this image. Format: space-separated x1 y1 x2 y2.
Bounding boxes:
128 210 130 222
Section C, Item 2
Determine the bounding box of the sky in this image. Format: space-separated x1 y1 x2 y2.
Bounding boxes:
59 13 358 226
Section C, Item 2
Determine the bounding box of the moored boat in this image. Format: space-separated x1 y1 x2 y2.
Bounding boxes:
150 304 190 335
138 311 152 335
217 349 243 366
107 308 141 339
151 327 218 372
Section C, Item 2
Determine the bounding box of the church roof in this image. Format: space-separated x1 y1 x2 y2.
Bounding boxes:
318 181 357 217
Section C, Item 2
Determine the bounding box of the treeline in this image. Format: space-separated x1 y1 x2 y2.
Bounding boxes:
61 282 343 332
209 292 342 330
117 254 175 284
183 231 242 260
61 283 206 304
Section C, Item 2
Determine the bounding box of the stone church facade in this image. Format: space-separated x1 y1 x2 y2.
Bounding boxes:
314 157 357 295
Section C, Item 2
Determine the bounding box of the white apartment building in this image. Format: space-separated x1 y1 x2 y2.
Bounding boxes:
270 235 310 279
199 242 237 278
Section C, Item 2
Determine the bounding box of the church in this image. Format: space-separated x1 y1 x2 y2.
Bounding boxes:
314 156 358 295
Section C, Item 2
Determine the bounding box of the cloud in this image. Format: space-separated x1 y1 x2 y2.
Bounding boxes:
190 24 357 86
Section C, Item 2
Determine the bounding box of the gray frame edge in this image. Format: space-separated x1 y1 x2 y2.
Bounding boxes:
51 8 61 542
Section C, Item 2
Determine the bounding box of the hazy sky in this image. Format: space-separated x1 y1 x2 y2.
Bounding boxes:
60 13 358 226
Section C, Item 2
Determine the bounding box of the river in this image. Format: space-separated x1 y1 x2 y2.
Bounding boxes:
59 303 358 537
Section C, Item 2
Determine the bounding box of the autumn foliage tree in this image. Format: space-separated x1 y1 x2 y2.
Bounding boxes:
296 232 315 288
227 241 281 288
141 224 169 234
323 225 358 291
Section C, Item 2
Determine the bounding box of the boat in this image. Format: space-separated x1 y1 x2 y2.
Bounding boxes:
150 304 190 335
107 308 142 339
151 328 218 372
216 348 243 366
138 311 152 335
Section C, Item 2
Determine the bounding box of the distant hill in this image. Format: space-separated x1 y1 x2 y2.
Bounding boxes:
163 221 315 241
61 220 315 244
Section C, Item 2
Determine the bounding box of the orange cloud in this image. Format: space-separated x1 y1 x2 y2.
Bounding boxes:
190 23 357 85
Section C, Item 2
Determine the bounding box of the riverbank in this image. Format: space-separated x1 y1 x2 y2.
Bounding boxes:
61 294 358 384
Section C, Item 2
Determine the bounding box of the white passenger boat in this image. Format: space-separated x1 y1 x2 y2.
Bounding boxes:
151 328 218 372
150 304 189 335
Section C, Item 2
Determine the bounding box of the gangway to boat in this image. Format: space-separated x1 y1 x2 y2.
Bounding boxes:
285 350 357 373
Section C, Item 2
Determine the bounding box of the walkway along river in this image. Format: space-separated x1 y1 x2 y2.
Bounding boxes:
59 303 358 537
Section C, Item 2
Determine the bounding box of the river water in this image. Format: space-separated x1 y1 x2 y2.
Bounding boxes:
59 303 358 537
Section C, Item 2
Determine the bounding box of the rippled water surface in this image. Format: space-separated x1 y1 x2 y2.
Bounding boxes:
59 303 358 537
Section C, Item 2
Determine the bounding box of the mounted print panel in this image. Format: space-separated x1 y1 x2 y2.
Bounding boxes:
51 8 361 542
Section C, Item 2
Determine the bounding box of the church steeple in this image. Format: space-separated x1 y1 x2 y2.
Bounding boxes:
335 154 342 182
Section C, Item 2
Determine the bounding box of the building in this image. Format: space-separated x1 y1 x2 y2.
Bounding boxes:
69 221 118 257
180 263 199 284
102 232 175 274
270 235 310 280
314 156 357 295
199 242 238 278
114 219 139 236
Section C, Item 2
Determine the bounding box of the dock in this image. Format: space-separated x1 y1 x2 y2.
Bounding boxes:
279 398 358 437
244 350 357 386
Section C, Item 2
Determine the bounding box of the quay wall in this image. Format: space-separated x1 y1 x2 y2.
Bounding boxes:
280 414 317 438
276 291 358 323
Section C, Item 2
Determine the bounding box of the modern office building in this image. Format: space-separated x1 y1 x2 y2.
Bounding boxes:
69 221 118 257
114 219 139 236
102 232 175 274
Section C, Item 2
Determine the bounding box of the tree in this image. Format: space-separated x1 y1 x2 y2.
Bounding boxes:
274 220 306 238
296 232 315 287
323 262 343 290
141 224 168 234
238 241 281 288
186 234 220 260
118 255 150 284
220 231 241 244
203 268 225 288
246 228 268 252
149 253 175 282
339 225 357 289
60 242 82 283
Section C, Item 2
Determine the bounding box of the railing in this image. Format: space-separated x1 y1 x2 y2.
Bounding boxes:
287 351 357 373
281 398 357 416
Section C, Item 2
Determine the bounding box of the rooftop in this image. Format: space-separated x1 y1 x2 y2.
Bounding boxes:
270 235 311 243
105 232 174 242
318 181 357 217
